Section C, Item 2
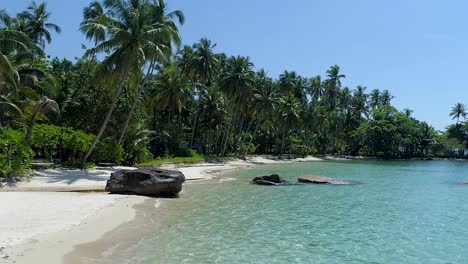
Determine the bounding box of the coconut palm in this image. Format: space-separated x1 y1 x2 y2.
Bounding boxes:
150 63 190 121
380 90 393 106
352 85 368 119
19 1 61 50
309 75 322 103
218 56 255 156
188 38 219 147
80 0 184 164
278 92 302 156
243 70 278 155
191 38 219 86
324 65 345 110
450 102 467 124
278 71 307 102
368 89 380 109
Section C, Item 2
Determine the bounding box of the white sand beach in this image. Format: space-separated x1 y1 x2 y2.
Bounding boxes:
0 156 323 263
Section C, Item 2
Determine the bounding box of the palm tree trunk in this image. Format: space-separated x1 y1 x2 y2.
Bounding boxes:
117 61 156 146
25 110 40 146
279 117 288 157
244 119 261 156
190 100 201 148
81 71 129 165
237 116 253 157
221 103 236 156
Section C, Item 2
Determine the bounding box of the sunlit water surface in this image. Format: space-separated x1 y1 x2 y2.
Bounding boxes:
126 160 468 264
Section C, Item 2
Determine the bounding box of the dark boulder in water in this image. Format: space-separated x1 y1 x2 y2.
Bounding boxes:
252 174 287 185
298 175 352 185
105 168 185 197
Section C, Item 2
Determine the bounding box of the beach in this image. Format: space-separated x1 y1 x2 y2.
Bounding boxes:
0 156 322 263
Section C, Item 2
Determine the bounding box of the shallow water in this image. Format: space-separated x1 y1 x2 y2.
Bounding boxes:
127 160 468 264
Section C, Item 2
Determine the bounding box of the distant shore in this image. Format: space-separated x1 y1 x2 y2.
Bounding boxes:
0 156 324 263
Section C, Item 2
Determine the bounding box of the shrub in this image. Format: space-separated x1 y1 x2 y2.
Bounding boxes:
0 128 33 178
31 124 61 161
131 146 154 164
91 138 124 165
31 124 95 164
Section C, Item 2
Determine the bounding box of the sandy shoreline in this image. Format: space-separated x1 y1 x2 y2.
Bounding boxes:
0 156 323 263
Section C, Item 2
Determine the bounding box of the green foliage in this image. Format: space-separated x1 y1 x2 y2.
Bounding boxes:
30 124 94 164
0 128 32 178
31 124 61 161
136 155 205 167
91 138 124 165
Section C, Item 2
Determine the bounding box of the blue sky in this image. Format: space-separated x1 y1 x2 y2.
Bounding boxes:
3 0 468 130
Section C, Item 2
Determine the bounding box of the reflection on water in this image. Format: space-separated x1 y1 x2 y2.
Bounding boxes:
127 161 468 264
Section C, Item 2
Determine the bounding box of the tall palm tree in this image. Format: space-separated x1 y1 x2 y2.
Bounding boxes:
150 62 190 121
278 92 301 156
19 1 61 50
324 65 345 110
450 102 467 124
278 71 307 102
309 75 322 103
368 89 380 109
80 0 184 164
191 38 219 86
243 70 278 155
352 85 368 119
189 38 219 147
380 89 393 105
218 56 255 156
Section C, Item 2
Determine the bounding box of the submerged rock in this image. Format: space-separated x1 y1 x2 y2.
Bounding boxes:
252 174 287 185
105 168 185 196
298 175 352 185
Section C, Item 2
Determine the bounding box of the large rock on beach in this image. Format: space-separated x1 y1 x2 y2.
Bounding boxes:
105 168 185 196
252 174 287 185
298 175 352 185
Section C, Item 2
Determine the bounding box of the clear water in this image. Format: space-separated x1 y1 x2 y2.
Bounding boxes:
127 161 468 264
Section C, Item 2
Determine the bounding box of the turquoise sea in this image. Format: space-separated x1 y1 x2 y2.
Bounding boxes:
127 160 468 264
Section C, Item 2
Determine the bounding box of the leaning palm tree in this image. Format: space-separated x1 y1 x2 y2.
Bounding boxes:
80 0 183 164
19 1 61 50
450 102 467 124
116 1 184 146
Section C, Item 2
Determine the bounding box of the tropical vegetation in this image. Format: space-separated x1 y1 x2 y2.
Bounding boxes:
1 1 467 178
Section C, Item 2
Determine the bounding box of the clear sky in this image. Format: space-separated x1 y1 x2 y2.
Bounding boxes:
3 0 468 130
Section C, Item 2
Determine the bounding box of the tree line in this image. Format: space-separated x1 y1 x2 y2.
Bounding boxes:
1 0 467 177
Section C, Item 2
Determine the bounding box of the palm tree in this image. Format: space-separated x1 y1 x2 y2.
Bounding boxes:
191 38 219 86
150 63 190 122
450 102 467 124
369 89 380 109
309 75 322 103
278 71 307 102
218 56 255 156
278 92 301 156
352 85 368 119
80 0 184 164
243 70 278 155
198 86 226 153
380 90 393 106
324 65 345 110
403 108 413 118
189 38 219 147
19 1 61 50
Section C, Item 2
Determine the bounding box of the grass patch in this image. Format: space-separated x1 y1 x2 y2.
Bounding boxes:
136 155 206 167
